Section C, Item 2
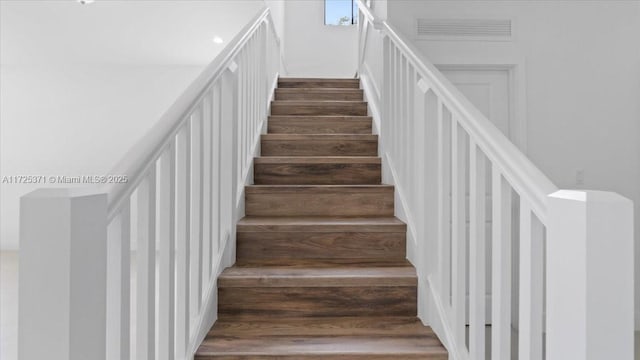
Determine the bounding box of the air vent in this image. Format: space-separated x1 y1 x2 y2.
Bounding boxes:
416 18 513 41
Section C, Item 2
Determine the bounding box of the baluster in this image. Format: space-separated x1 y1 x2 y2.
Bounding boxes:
202 96 212 287
451 118 467 349
439 103 451 306
244 46 250 166
393 47 401 161
406 67 416 204
211 83 222 257
382 37 391 154
252 33 258 137
190 109 203 313
107 201 131 360
491 165 512 360
238 50 245 172
469 139 486 360
175 123 191 356
158 143 176 360
399 55 407 184
518 201 544 360
136 166 156 360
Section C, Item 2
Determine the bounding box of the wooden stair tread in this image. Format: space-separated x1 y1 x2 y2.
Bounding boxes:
267 116 373 135
246 184 393 192
219 266 416 287
278 78 360 89
254 156 380 164
209 316 435 337
262 134 376 141
275 88 364 101
276 88 364 93
268 115 372 120
235 258 413 268
237 216 405 232
196 336 447 358
271 101 368 116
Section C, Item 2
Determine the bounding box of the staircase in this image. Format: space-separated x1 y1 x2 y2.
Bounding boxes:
195 78 448 359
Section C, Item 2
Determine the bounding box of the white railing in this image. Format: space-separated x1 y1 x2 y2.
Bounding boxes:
356 1 634 360
18 8 281 360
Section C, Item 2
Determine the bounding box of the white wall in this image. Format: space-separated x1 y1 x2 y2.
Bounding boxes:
385 0 640 328
265 0 286 49
283 0 358 78
0 65 202 250
0 0 267 250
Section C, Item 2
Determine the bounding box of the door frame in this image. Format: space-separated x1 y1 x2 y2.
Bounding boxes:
435 61 528 154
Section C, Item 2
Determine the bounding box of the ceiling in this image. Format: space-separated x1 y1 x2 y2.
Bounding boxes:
0 0 266 65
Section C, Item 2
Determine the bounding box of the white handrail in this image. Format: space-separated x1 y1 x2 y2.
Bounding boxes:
356 1 633 360
358 3 556 220
19 7 282 360
104 7 279 220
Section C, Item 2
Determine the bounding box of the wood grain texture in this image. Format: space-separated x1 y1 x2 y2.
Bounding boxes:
237 231 405 262
254 156 381 185
219 266 417 287
245 185 394 217
271 101 368 116
268 116 372 134
275 88 364 101
219 286 417 317
208 316 438 337
278 78 360 88
237 216 405 232
195 77 447 360
196 336 448 360
261 134 378 156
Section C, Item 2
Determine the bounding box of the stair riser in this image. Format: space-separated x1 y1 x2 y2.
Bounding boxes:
268 118 372 134
275 89 364 101
278 80 360 89
219 286 417 317
271 103 368 116
236 232 406 262
245 188 394 217
261 139 378 156
196 354 444 360
254 163 381 185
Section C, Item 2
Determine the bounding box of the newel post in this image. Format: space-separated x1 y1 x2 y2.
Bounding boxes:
547 190 634 360
19 189 108 360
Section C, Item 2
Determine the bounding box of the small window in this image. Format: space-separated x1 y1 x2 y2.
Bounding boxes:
324 0 358 26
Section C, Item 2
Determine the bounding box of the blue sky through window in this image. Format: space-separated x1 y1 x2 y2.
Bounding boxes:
325 0 357 26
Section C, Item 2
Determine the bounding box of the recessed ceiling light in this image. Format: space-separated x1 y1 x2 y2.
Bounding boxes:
212 37 224 44
77 0 95 4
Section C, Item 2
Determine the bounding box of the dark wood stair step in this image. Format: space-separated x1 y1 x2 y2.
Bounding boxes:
271 101 368 116
237 216 406 232
261 134 378 156
196 335 447 359
219 266 417 287
218 266 417 318
208 316 436 337
245 185 394 217
278 77 360 89
254 156 381 185
268 116 372 134
237 215 406 263
275 88 364 101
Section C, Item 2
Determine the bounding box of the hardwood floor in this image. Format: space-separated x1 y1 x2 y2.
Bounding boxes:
195 78 448 359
